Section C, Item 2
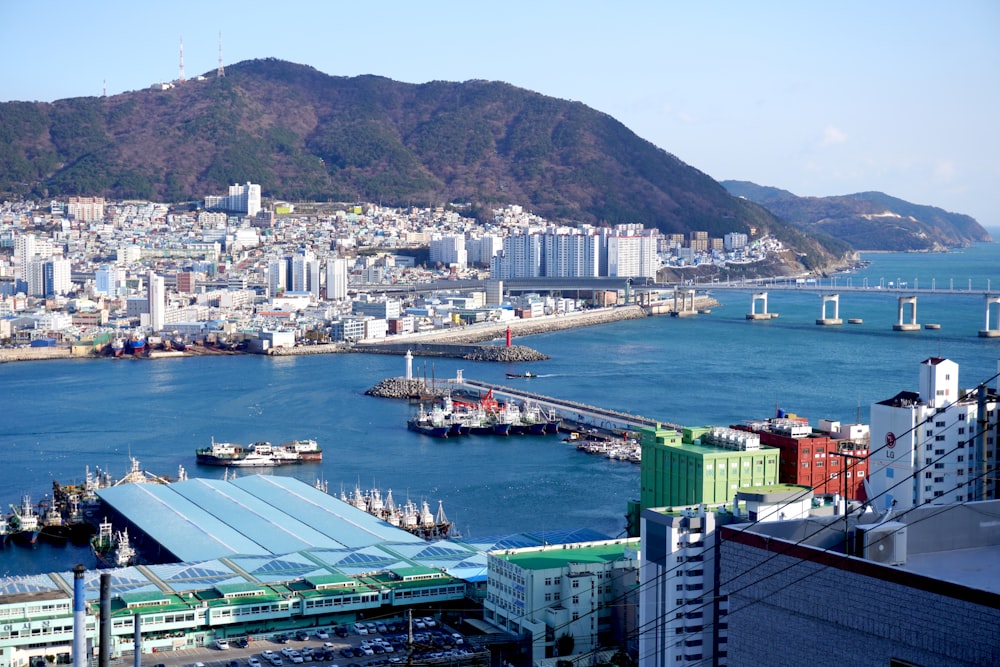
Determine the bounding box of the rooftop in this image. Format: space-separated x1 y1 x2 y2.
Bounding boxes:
491 538 640 570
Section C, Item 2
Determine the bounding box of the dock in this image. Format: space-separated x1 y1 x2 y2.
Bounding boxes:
444 371 680 435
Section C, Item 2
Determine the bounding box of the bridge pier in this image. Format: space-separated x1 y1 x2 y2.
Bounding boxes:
979 295 1000 338
816 294 843 325
672 287 697 317
747 291 778 320
892 296 921 331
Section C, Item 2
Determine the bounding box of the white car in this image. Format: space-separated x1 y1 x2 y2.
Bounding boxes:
215 640 231 650
249 659 262 667
316 630 330 640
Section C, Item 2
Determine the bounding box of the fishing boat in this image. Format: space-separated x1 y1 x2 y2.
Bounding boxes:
407 405 451 438
336 485 454 540
91 518 138 568
8 495 41 545
505 371 538 379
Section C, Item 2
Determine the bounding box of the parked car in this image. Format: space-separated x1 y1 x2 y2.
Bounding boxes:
295 631 310 641
335 626 349 638
215 640 231 650
316 630 330 640
249 658 262 667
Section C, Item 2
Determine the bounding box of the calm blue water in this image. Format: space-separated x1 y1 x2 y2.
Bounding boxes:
2 239 998 577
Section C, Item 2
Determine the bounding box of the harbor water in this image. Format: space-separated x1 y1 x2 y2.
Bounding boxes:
1 239 999 577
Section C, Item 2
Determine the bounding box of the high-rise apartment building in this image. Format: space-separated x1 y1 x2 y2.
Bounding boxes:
148 270 165 332
868 357 1000 511
66 196 105 222
326 258 348 300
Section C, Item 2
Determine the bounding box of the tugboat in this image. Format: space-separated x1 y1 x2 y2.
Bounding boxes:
505 371 537 379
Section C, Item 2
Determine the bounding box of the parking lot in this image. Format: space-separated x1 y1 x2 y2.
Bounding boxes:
142 619 481 667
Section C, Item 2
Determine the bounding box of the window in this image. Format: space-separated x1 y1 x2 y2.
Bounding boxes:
959 414 966 421
802 462 809 468
544 578 551 586
572 580 579 589
544 593 552 602
926 430 933 437
935 421 945 427
857 470 864 477
959 428 965 434
935 436 945 442
957 455 964 462
815 461 824 467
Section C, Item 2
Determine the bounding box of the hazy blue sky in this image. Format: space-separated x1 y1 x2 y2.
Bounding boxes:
2 1 998 227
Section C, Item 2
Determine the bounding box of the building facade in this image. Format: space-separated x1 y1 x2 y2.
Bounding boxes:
484 539 639 664
868 357 1000 511
639 425 780 510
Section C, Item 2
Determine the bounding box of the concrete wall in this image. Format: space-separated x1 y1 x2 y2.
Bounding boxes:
719 528 1000 667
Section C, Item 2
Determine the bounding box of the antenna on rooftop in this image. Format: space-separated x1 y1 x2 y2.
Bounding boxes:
102 79 106 97
178 36 185 83
217 32 225 78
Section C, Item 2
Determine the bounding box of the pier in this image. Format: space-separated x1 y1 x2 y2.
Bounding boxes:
444 371 676 435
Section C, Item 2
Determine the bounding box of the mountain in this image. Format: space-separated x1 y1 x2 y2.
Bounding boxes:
722 181 991 251
0 58 849 272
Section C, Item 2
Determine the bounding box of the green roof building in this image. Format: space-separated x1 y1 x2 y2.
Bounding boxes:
484 538 640 663
639 424 780 510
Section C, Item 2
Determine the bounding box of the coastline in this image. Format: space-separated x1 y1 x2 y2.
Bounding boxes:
0 298 719 364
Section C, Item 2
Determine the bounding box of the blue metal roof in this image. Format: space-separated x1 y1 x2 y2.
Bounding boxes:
96 475 425 562
96 482 269 561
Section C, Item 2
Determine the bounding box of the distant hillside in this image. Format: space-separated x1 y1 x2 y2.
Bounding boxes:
722 180 991 251
0 58 847 273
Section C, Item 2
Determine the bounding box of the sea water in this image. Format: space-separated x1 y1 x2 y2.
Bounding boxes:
1 239 998 576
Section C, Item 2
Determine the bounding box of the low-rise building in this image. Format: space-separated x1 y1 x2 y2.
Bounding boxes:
484 538 640 664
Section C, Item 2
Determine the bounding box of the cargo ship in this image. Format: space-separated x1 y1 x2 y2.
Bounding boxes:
195 438 322 466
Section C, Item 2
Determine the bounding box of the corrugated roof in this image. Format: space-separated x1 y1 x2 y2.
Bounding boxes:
96 475 425 562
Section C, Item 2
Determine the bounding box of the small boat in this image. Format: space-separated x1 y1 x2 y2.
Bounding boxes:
505 371 538 379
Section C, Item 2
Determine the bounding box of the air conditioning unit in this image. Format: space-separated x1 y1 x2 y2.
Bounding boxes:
857 521 907 565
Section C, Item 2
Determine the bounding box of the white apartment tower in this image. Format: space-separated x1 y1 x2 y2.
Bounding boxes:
44 258 72 296
291 250 320 298
326 258 348 300
267 258 288 299
147 270 165 332
228 182 261 217
429 234 468 268
868 357 1000 511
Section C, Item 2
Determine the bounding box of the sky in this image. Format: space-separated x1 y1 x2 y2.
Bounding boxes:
2 1 998 227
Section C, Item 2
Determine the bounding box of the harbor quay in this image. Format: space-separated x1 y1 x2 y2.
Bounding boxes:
444 373 674 435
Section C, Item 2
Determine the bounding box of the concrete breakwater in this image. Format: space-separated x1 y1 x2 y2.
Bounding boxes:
355 341 547 362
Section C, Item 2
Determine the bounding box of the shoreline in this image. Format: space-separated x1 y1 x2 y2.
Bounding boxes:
0 299 718 364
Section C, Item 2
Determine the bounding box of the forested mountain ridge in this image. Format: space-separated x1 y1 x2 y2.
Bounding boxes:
1 58 848 270
722 180 990 251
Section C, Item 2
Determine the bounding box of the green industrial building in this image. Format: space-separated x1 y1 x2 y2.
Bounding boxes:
638 424 780 510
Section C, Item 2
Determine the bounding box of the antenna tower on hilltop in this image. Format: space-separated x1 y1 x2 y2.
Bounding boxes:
217 32 225 77
178 36 185 83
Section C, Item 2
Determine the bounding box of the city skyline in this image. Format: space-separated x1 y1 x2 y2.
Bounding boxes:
1 1 998 229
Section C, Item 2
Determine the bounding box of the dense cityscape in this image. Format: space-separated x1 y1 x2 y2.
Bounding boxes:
0 186 782 355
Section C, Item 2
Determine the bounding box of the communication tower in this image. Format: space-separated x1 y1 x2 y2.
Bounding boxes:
178 36 185 83
217 32 225 77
